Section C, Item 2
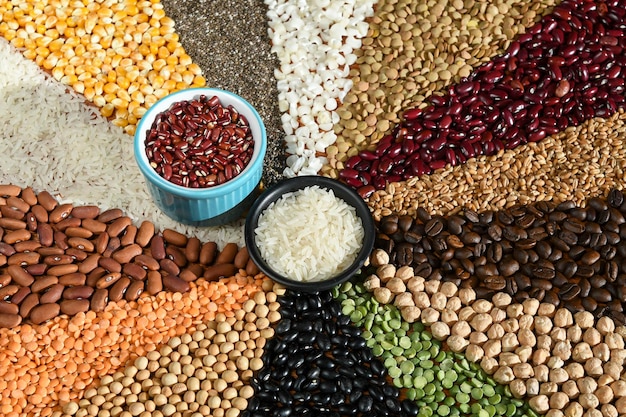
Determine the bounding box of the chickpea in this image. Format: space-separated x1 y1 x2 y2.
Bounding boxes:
469 331 488 345
567 325 583 343
518 328 536 347
595 386 614 404
490 307 506 323
509 379 527 398
516 346 532 363
522 298 540 315
430 292 447 311
458 306 476 321
407 276 425 293
565 402 583 417
596 316 615 335
370 249 389 266
376 264 396 281
583 328 601 346
552 340 572 361
577 377 598 394
446 296 462 312
395 265 414 281
538 303 556 317
470 313 493 332
373 287 393 304
564 362 584 379
548 368 568 384
501 332 519 352
501 318 519 333
441 308 459 325
472 299 492 314
506 304 524 319
492 292 512 308
526 378 540 396
386 277 406 294
549 392 569 410
430 322 450 341
493 365 515 384
529 394 550 414
531 348 550 365
447 334 469 353
451 320 471 338
550 327 566 342
393 292 414 308
601 405 618 417
480 357 499 375
400 306 421 323
438 281 457 298
420 307 440 325
518 314 534 330
533 364 549 382
574 311 595 329
512 363 533 379
487 323 505 340
534 316 553 335
554 308 574 327
465 344 484 362
483 339 501 358
562 380 579 398
424 280 440 295
572 342 593 362
603 361 622 381
363 274 381 290
578 393 599 410
458 288 476 305
413 292 431 309
605 332 625 350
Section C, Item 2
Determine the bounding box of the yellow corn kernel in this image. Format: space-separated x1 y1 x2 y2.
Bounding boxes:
61 74 78 85
115 46 131 57
144 94 157 107
77 72 93 81
4 29 17 42
163 32 179 43
170 72 182 83
192 75 206 87
153 88 168 99
52 66 64 81
42 55 59 70
119 57 133 67
69 56 83 66
161 79 176 91
124 125 136 135
112 118 128 128
130 90 144 103
23 49 37 60
101 103 115 118
11 37 25 49
137 60 152 71
35 35 52 47
35 46 50 58
140 84 154 95
45 28 60 39
165 55 178 66
181 71 194 85
152 58 166 71
103 82 118 94
116 76 130 90
113 107 128 119
158 66 171 80
132 105 147 118
93 95 106 107
48 38 64 52
156 45 169 59
116 89 131 103
127 81 140 94
178 54 192 66
73 81 85 94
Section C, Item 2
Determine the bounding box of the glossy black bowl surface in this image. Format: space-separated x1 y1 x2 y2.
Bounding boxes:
244 176 376 292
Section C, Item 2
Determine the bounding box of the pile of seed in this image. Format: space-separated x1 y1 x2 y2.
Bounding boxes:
356 264 626 417
245 290 419 417
334 281 534 417
0 0 205 135
55 288 282 417
337 0 626 194
0 272 271 417
322 0 555 179
264 0 375 178
365 109 626 220
0 183 258 327
372 189 626 324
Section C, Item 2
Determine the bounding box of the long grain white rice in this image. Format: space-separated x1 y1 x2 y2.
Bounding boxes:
0 39 244 249
254 185 364 282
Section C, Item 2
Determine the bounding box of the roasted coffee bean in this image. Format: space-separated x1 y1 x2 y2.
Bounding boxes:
424 218 444 236
609 189 624 207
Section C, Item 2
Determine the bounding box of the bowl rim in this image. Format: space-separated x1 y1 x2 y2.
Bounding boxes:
244 175 376 292
133 87 267 200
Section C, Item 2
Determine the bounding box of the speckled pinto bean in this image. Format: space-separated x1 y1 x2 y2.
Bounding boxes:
144 95 255 188
340 0 626 194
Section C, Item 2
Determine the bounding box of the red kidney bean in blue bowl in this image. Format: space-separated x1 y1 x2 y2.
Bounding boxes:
134 88 267 226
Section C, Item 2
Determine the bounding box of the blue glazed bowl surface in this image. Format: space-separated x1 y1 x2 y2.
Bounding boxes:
134 88 267 226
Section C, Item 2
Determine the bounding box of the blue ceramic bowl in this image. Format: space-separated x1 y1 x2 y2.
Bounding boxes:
134 88 267 226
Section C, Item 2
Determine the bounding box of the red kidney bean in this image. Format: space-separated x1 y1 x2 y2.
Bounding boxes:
339 0 626 191
145 95 255 189
108 277 131 302
90 289 109 312
146 270 163 295
30 303 60 325
0 313 22 328
162 274 190 293
39 284 64 304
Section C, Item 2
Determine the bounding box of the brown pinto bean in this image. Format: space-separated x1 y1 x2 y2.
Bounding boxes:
123 263 147 281
49 203 74 223
67 237 95 252
6 196 30 213
179 268 199 282
96 272 122 289
94 232 109 254
0 255 5 268
0 218 27 230
0 274 11 288
55 217 81 231
62 285 94 300
162 274 190 293
90 289 109 312
65 248 87 261
0 242 15 256
53 230 68 250
7 265 35 286
13 240 40 253
112 244 142 264
20 187 37 206
70 205 100 219
64 227 93 239
97 208 123 223
30 303 61 325
99 257 122 273
10 286 31 304
104 237 121 258
185 237 201 263
86 267 107 287
108 277 131 302
43 254 74 266
60 299 90 316
19 293 39 318
0 184 22 197
81 218 107 234
204 263 237 281
0 285 20 300
159 258 180 276
25 212 37 232
245 258 260 276
0 301 19 315
215 243 238 265
166 245 187 267
107 216 132 238
37 223 54 246
3 229 31 244
78 254 101 274
134 254 160 271
135 221 155 247
7 252 40 266
146 270 163 295
31 205 49 223
31 276 59 293
125 280 144 301
150 236 166 260
24 264 45 277
120 225 138 247
234 247 250 269
39 284 64 304
46 264 78 276
0 313 22 328
163 229 187 247
199 242 217 265
37 190 58 211
59 272 87 286
0 205 26 220
37 247 64 256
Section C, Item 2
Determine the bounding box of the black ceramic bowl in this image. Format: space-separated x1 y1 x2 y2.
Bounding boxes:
244 176 376 292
